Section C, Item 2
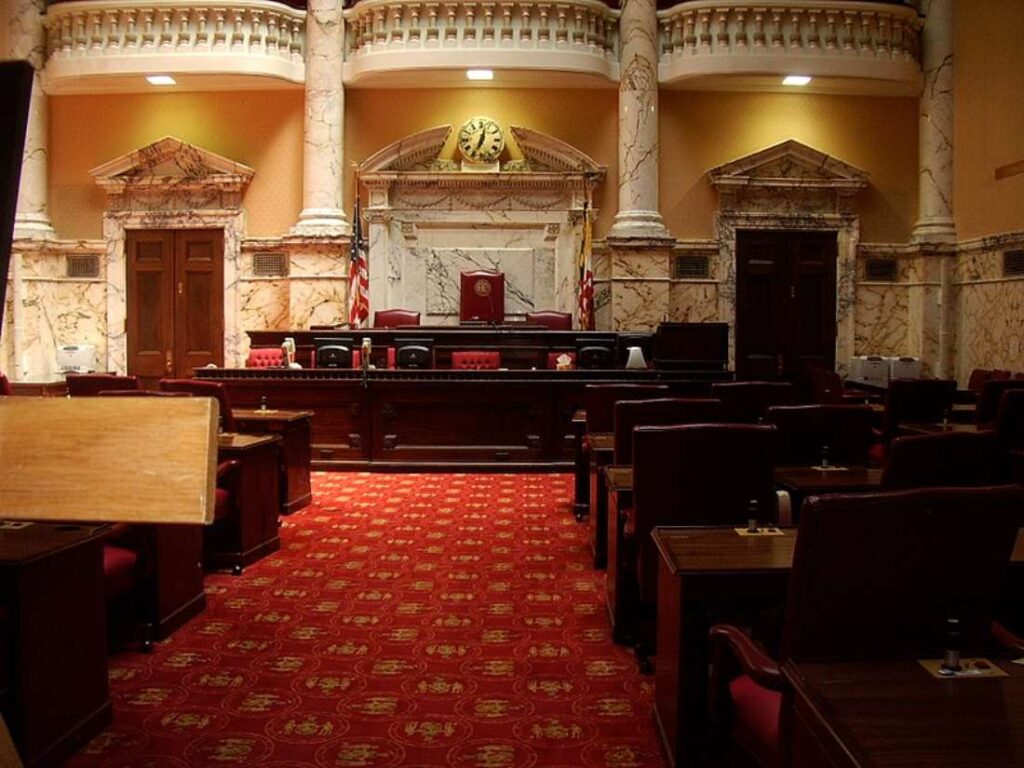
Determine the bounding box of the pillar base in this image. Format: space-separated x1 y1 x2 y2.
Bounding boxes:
13 213 55 241
291 208 349 237
911 218 956 246
608 210 672 242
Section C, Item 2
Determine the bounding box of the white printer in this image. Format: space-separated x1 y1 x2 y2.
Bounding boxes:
849 355 889 387
886 356 922 380
56 344 97 373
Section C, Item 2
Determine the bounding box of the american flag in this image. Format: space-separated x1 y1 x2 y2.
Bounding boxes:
348 196 369 327
577 201 594 330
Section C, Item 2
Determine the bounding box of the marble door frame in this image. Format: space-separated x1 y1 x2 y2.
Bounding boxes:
714 211 859 375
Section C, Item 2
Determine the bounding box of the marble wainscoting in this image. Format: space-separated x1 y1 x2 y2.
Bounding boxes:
600 243 672 331
954 231 1024 382
3 240 107 381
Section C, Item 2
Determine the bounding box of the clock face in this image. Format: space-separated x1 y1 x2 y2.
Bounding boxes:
457 117 505 164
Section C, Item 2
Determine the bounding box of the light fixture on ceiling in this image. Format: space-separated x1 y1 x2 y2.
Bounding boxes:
782 75 812 87
146 75 177 86
466 69 494 81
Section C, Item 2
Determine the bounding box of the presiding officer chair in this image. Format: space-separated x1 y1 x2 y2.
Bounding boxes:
708 485 1024 768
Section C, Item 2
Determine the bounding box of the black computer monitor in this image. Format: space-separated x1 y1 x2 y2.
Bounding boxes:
314 337 353 368
395 337 433 369
576 339 616 369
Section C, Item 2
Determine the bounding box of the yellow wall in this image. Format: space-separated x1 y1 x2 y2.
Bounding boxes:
954 0 1024 240
660 91 919 242
48 89 304 238
345 88 620 233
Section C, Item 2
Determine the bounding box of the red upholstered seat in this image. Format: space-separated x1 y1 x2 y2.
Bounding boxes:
0 373 11 396
728 675 781 766
352 347 397 369
527 310 572 330
451 350 501 370
102 544 139 600
246 347 285 368
975 378 1024 426
67 373 140 397
881 431 999 490
373 309 421 328
159 378 237 432
710 381 794 423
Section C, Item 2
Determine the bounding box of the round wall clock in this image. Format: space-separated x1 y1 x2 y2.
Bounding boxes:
457 116 505 164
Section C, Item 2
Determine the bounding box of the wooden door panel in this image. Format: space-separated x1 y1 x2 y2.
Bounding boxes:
736 232 788 379
790 234 838 372
176 230 223 377
126 231 175 386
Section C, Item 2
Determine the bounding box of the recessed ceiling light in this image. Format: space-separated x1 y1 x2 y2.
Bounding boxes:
466 69 494 81
146 75 177 86
782 75 812 87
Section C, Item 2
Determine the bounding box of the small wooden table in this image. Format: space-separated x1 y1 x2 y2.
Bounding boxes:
572 409 588 521
786 658 1024 767
588 432 614 568
653 526 797 768
233 408 314 513
0 521 111 767
603 465 634 642
774 466 883 522
213 433 282 573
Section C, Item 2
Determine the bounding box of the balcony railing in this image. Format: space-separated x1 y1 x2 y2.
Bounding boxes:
44 0 306 92
657 1 921 90
342 0 620 83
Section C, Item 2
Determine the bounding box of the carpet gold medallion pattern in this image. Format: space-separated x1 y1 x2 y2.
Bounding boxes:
67 473 667 767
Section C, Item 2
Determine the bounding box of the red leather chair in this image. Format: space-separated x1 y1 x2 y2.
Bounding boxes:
66 373 140 396
584 384 670 436
159 378 237 432
974 378 1024 427
246 347 285 368
765 404 874 467
628 424 779 666
996 390 1024 483
0 373 11 396
613 398 723 466
450 351 501 370
459 270 504 323
711 381 794 423
352 347 397 369
708 485 1024 768
881 431 999 490
526 310 572 330
967 368 993 393
869 377 957 464
373 309 421 328
808 369 877 405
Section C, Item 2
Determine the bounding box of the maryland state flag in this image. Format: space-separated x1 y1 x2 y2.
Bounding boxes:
577 201 594 330
348 196 369 328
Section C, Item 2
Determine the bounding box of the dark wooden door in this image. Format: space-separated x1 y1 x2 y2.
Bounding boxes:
735 230 837 380
126 229 224 387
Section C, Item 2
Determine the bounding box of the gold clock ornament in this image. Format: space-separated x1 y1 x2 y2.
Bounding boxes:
457 116 505 164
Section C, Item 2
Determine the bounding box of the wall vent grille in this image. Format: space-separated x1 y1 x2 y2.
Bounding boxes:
1004 250 1024 277
864 258 898 282
66 254 100 279
672 254 710 280
253 252 289 277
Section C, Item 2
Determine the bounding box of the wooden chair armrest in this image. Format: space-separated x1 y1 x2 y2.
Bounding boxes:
709 624 784 691
217 459 240 481
992 621 1024 653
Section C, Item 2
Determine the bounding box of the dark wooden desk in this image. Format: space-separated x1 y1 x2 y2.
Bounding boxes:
588 432 614 568
604 465 634 642
0 521 111 767
653 526 797 768
146 524 206 638
775 467 883 522
572 409 588 520
212 433 282 573
653 526 1024 768
233 408 314 513
786 659 1024 768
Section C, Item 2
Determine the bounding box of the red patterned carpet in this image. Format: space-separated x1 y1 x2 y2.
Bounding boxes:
67 472 668 767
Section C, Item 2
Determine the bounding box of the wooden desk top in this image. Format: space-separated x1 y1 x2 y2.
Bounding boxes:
785 658 1024 768
589 433 614 453
603 465 633 492
0 521 108 564
653 526 798 575
234 408 315 422
572 409 586 425
218 433 280 451
775 466 883 493
901 422 991 435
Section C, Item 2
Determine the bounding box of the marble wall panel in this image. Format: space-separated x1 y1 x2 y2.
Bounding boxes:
855 285 910 357
288 279 348 331
238 280 290 338
609 280 670 331
669 283 719 322
610 250 669 280
956 280 1024 377
421 247 553 319
19 279 107 379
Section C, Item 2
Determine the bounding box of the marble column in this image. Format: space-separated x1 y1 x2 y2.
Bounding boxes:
292 0 348 235
10 0 55 240
912 0 955 245
608 0 670 241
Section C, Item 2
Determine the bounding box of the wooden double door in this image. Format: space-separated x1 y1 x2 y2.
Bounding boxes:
126 229 224 387
735 230 838 380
